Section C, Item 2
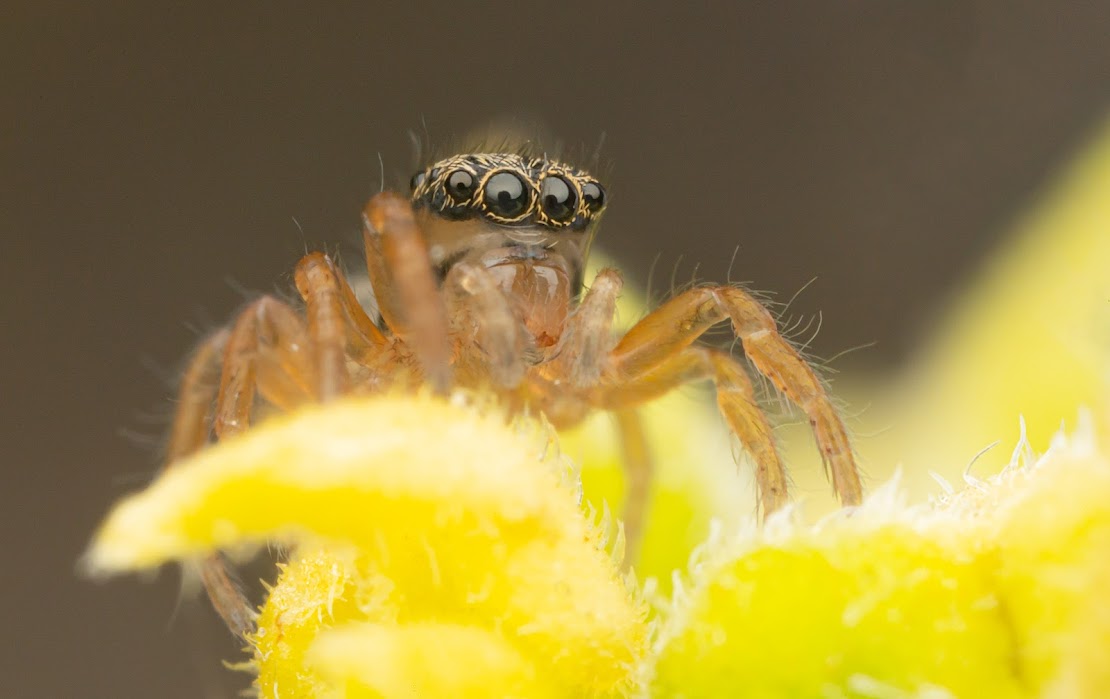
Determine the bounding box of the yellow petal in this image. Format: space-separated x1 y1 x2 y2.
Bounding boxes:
86 394 574 571
648 420 1110 697
307 622 554 699
86 393 647 697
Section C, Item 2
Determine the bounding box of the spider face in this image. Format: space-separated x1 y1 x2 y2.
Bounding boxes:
410 153 606 231
408 153 607 300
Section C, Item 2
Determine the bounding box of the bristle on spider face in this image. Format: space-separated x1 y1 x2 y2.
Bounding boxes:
407 116 557 170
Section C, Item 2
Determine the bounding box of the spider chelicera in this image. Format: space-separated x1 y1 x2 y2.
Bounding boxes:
165 151 863 636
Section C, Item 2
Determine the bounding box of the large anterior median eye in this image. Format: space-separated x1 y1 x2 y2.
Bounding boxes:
483 171 532 219
446 170 476 201
540 176 577 223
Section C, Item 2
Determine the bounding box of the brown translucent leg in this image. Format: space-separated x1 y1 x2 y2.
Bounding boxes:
607 285 860 507
703 350 788 514
163 330 254 638
165 329 230 463
362 192 451 391
213 296 315 438
443 261 532 387
548 268 623 387
597 347 788 516
292 252 389 400
296 252 388 365
540 269 660 556
613 409 653 567
197 296 323 636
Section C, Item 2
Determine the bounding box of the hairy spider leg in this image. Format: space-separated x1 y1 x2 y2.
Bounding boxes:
182 196 455 635
548 268 623 388
363 192 452 392
605 285 862 511
213 297 315 439
293 252 400 399
202 296 327 635
165 329 230 461
163 329 254 638
613 408 653 568
296 252 388 367
592 344 786 516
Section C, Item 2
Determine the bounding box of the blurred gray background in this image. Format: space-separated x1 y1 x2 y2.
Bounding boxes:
4 2 1109 696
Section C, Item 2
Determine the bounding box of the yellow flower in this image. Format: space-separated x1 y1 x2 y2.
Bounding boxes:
85 395 1110 697
87 394 648 698
647 417 1110 697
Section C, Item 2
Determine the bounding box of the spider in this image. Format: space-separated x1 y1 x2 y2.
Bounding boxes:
166 150 863 637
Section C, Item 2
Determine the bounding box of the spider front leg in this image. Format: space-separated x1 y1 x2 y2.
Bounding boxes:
605 284 863 512
363 192 452 391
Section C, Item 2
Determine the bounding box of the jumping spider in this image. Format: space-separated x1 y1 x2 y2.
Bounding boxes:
166 151 863 637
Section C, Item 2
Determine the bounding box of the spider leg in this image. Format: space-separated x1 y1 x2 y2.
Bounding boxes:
295 252 387 363
443 261 533 388
362 192 452 391
165 329 230 462
164 332 252 638
597 346 787 515
186 294 332 636
535 268 658 562
607 285 862 509
613 409 653 567
213 296 315 438
293 251 397 398
161 325 277 638
548 268 623 387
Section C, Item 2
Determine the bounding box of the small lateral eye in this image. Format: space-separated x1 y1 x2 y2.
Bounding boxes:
446 170 476 200
540 176 577 223
409 171 426 192
483 171 532 219
582 181 606 212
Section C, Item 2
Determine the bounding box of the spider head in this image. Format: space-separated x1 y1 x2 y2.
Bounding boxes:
409 153 606 300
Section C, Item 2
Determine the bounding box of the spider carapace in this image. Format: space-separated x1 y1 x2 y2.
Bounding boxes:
167 150 864 637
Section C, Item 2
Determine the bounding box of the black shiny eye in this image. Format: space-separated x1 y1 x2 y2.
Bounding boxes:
446 170 476 200
540 176 577 223
483 172 532 219
409 171 426 192
582 181 606 212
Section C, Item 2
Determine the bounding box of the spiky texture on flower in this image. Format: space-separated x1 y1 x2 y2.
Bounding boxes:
87 394 648 698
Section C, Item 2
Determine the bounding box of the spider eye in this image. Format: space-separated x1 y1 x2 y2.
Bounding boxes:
409 171 426 192
446 170 476 201
581 181 606 212
540 176 577 223
483 171 532 219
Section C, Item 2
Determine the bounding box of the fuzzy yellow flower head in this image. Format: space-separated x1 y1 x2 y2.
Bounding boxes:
87 391 1110 698
86 393 648 698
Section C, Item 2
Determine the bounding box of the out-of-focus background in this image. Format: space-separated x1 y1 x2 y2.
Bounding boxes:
4 3 1110 696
